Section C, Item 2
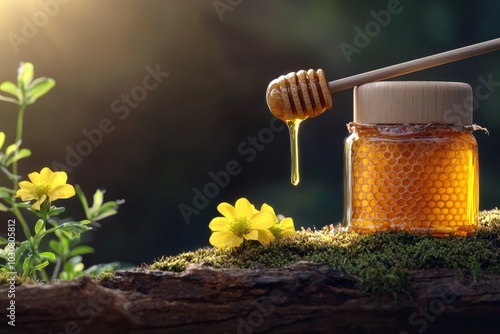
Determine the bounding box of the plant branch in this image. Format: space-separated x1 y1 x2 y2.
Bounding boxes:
12 102 29 238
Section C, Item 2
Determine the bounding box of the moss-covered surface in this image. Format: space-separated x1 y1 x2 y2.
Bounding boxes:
149 209 500 297
0 272 25 285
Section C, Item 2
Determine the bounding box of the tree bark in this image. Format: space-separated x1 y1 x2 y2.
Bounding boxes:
1 262 499 334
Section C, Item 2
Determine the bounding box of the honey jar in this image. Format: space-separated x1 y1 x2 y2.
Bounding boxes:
343 82 479 236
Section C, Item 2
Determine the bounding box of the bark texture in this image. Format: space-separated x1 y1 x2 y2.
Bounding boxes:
1 262 500 334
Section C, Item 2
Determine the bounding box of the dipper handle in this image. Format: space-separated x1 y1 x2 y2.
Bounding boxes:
266 38 500 121
329 37 500 93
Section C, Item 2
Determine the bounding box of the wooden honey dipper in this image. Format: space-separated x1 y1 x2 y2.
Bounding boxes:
266 37 500 185
266 37 500 121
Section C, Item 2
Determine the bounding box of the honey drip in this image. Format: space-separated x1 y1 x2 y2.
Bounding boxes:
286 119 302 186
266 69 332 186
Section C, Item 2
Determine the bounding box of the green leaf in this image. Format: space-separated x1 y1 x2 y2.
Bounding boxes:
0 81 19 99
48 206 65 216
73 263 84 273
92 200 124 222
0 236 8 245
83 262 120 276
98 200 120 213
22 255 33 274
68 245 94 257
48 240 62 255
0 95 19 104
0 186 14 197
15 241 30 264
6 148 31 166
32 260 49 271
0 132 5 150
83 261 136 276
4 140 24 166
17 62 34 93
27 77 55 103
56 230 70 250
0 202 9 212
34 219 45 235
59 272 69 280
14 202 32 210
5 142 18 157
0 165 19 181
68 255 83 266
75 185 90 218
39 251 56 261
14 147 31 160
94 209 118 221
91 189 104 213
64 255 83 273
59 221 91 239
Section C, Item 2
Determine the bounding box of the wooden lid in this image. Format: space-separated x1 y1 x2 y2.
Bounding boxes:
353 81 473 124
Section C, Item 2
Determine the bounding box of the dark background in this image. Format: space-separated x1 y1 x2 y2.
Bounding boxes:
0 0 498 268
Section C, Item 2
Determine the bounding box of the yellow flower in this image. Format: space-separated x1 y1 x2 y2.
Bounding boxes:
261 203 296 239
16 167 75 210
209 198 275 249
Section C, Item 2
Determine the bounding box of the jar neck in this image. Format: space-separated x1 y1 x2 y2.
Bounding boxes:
347 122 483 135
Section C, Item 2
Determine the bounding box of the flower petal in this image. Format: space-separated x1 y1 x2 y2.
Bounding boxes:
260 203 276 215
39 167 53 182
48 184 75 200
243 229 259 241
249 211 275 229
209 231 232 248
49 171 68 189
16 188 34 199
217 202 236 221
235 198 253 220
32 195 46 210
209 231 242 249
18 180 33 190
225 235 243 249
27 171 41 184
280 218 296 236
208 217 229 231
257 229 275 246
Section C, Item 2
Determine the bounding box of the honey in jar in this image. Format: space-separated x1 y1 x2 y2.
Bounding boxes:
343 82 479 236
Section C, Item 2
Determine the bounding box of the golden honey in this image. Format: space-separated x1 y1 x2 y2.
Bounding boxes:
344 125 478 236
286 119 302 186
344 82 479 236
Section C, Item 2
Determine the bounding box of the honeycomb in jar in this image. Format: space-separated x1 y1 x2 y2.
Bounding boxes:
344 125 478 236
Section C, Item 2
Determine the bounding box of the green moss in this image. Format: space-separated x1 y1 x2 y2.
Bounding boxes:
0 272 24 285
149 209 500 297
94 270 116 282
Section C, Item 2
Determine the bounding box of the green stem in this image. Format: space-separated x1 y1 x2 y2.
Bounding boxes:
51 257 61 281
39 268 49 282
13 206 31 238
12 103 26 192
12 102 29 238
15 103 26 143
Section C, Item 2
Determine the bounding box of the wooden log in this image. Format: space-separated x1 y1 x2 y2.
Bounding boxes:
1 261 500 334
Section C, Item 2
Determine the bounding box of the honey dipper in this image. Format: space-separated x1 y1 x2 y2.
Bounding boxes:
266 37 500 185
266 37 500 121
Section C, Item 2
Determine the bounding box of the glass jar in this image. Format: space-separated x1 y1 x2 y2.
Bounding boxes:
343 82 479 236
